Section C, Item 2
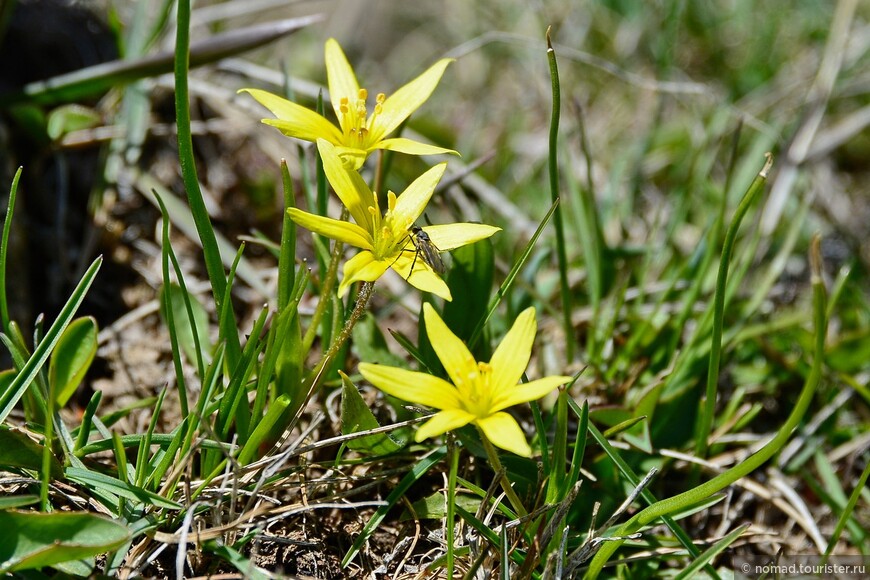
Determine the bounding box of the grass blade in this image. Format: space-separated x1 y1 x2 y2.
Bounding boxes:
695 154 772 459
342 447 447 567
0 257 102 423
468 198 560 350
546 28 575 361
0 166 21 332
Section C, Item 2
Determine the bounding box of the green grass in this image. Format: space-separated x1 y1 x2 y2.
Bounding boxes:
0 0 867 578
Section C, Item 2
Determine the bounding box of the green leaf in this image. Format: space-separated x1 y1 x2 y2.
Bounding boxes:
159 283 211 366
205 541 274 580
602 415 646 437
342 447 446 567
65 467 182 510
339 372 402 455
443 239 495 346
0 496 38 510
49 317 98 407
404 492 481 520
0 511 130 573
0 428 63 479
351 313 406 367
238 395 291 465
674 524 748 580
0 257 102 423
46 104 101 140
826 330 870 373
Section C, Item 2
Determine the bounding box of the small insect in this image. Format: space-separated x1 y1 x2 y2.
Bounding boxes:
406 225 445 277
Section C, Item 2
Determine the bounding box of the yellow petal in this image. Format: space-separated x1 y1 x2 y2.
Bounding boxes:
287 208 372 249
317 139 376 230
489 307 536 397
415 408 476 442
476 412 532 457
371 59 453 141
392 253 452 301
390 163 447 232
422 223 501 251
324 38 360 124
241 88 342 143
358 363 460 409
422 303 478 394
375 137 458 158
338 251 391 297
490 376 572 414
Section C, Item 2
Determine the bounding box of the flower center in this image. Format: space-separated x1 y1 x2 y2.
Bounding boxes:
462 362 493 417
339 88 386 147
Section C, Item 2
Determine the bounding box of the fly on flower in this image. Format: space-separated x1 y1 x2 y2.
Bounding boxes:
406 225 446 278
286 140 500 301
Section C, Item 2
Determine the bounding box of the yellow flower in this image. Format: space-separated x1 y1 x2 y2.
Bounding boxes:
288 140 499 301
241 38 457 170
359 304 572 457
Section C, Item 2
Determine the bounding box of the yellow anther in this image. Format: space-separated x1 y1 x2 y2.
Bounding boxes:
339 97 349 114
376 93 386 104
478 362 493 373
358 88 368 101
387 191 397 211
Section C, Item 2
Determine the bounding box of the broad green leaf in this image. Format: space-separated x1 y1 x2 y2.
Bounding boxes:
443 239 495 346
826 330 870 373
159 283 211 366
0 428 63 478
0 257 101 423
50 317 98 407
0 510 130 573
46 104 101 140
351 313 405 367
404 492 481 520
339 372 403 455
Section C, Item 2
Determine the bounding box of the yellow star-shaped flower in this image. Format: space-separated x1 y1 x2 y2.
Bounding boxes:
287 140 499 301
241 38 457 169
359 304 572 457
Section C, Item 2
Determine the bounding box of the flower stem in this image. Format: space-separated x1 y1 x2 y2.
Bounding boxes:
305 281 375 387
478 427 528 518
302 208 349 353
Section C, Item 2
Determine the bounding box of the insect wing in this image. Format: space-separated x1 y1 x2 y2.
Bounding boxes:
411 228 446 275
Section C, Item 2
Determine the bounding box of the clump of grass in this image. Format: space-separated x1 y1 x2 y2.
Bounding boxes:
0 1 867 578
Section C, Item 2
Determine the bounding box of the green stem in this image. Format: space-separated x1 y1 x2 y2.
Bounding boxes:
302 208 349 353
446 434 460 579
695 154 772 459
546 28 574 362
478 427 528 518
584 234 827 578
305 281 375 386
